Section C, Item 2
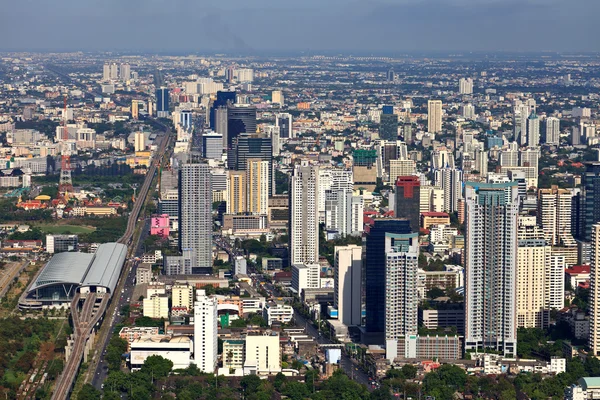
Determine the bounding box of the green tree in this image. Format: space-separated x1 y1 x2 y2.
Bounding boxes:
77 384 101 400
274 372 286 391
370 387 392 400
141 355 173 379
240 374 263 398
283 381 310 400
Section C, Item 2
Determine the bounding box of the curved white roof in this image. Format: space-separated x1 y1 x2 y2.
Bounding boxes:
28 242 127 294
81 243 127 293
30 252 94 291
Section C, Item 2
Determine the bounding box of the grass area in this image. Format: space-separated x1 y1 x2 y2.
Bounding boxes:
36 224 96 234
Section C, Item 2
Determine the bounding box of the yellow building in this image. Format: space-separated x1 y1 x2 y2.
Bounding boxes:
227 171 246 214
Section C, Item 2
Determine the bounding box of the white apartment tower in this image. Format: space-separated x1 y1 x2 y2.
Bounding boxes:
434 168 463 213
537 186 574 246
589 225 600 356
334 245 362 326
527 112 540 147
427 100 443 134
290 162 320 265
194 290 218 373
545 117 560 145
384 232 419 361
464 182 518 356
459 78 474 95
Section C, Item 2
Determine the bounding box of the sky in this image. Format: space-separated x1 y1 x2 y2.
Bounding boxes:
1 0 598 53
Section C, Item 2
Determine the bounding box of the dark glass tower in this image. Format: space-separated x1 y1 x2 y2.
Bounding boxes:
226 105 257 154
582 163 600 241
379 113 399 141
156 88 169 113
209 90 236 129
394 176 421 233
364 219 411 335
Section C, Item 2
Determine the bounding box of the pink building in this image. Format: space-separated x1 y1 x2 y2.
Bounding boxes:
150 214 170 237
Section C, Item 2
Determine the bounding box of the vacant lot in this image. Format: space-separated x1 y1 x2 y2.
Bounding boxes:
36 224 96 234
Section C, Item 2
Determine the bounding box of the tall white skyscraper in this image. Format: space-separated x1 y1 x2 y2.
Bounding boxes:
194 290 218 373
120 63 131 81
434 168 463 213
179 163 213 273
334 245 362 327
527 112 540 147
318 168 353 223
589 224 600 355
545 117 560 145
290 162 319 265
384 232 419 361
514 104 530 146
465 182 518 356
537 186 574 246
459 78 474 95
102 63 111 81
427 100 443 134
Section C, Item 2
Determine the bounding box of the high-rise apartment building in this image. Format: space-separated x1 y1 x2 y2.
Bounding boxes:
272 90 284 106
590 225 600 355
226 171 246 214
179 163 212 274
545 117 560 145
527 112 540 147
516 217 564 329
514 104 530 146
427 100 443 134
384 232 419 360
434 168 463 213
538 186 574 246
131 100 139 120
364 219 412 340
134 131 145 152
194 290 218 373
464 182 518 356
394 176 421 233
247 159 269 214
334 245 362 327
290 162 319 265
230 134 273 196
459 78 474 95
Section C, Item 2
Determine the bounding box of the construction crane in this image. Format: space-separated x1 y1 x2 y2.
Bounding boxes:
58 95 73 197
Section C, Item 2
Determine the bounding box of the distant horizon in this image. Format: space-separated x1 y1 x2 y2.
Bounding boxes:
1 48 600 59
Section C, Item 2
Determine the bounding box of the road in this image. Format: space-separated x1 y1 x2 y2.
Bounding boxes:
292 310 372 389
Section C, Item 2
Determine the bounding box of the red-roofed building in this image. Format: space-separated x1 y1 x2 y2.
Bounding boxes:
565 265 590 289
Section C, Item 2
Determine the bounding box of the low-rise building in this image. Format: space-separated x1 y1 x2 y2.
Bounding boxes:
130 335 193 370
143 295 169 319
119 327 159 350
223 339 245 370
244 332 281 375
263 301 294 326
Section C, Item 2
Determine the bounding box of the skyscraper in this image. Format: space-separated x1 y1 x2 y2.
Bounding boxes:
459 78 474 95
394 176 421 233
590 225 600 355
387 68 395 82
527 112 540 147
581 163 600 241
227 105 257 153
247 158 270 214
131 100 139 120
434 168 463 213
134 131 145 152
290 162 319 266
272 90 284 106
464 182 518 356
156 88 170 118
230 134 273 195
209 90 236 130
334 245 362 327
379 109 399 141
275 113 293 139
364 219 411 341
545 117 560 145
537 186 574 246
384 232 419 360
179 163 212 274
516 217 563 329
226 171 246 214
427 100 443 134
514 104 530 146
194 290 218 373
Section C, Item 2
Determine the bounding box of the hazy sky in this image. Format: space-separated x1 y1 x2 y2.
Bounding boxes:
1 0 598 53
